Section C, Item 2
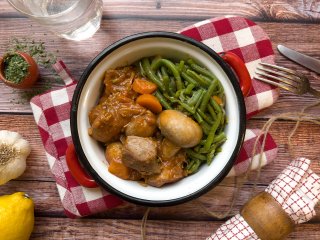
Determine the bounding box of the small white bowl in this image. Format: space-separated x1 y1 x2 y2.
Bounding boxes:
70 32 246 206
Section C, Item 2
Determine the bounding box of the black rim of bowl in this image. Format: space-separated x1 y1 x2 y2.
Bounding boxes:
70 31 246 207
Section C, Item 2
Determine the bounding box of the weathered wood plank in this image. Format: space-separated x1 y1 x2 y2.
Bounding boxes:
1 1 319 239
1 178 319 221
1 0 320 22
0 114 319 183
0 19 319 115
30 217 320 239
1 110 320 221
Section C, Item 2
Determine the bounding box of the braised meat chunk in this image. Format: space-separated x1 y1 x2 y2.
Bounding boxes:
104 66 136 98
105 142 141 180
88 63 223 187
124 110 157 137
122 136 160 175
88 93 147 143
88 66 145 143
145 150 187 187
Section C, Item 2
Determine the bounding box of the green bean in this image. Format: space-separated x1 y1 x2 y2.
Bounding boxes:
181 71 199 86
194 145 201 152
161 59 184 90
138 61 146 78
169 76 177 94
158 70 170 94
137 57 227 172
201 75 221 90
199 80 218 113
213 132 226 144
186 69 211 87
193 112 203 123
141 58 165 92
192 113 210 135
194 90 205 111
220 108 225 126
210 98 222 113
186 149 206 161
178 90 187 102
180 102 195 114
154 91 172 110
178 60 185 72
186 158 196 170
203 112 222 151
197 109 214 125
207 105 217 120
185 83 195 95
164 94 195 114
187 89 202 106
187 58 196 66
155 59 184 91
162 75 170 93
188 60 218 80
151 56 162 71
216 147 222 153
187 159 201 174
207 138 227 164
216 79 224 94
216 138 227 147
207 146 217 164
161 66 169 78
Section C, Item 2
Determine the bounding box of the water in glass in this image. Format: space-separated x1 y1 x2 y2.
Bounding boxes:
8 0 103 41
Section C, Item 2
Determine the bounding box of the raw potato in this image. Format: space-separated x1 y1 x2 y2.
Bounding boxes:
157 110 203 148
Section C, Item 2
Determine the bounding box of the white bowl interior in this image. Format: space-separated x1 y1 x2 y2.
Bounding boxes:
77 37 241 201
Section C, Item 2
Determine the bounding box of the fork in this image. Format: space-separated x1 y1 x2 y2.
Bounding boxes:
254 63 320 98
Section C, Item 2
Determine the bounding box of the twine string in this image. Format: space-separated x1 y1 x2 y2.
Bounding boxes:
141 207 151 240
141 100 320 238
195 100 320 219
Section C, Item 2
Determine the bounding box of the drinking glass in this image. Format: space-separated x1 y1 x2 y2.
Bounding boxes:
7 0 103 41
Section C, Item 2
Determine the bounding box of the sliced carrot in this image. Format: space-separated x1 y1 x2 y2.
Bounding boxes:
132 78 158 94
212 95 223 105
136 94 162 114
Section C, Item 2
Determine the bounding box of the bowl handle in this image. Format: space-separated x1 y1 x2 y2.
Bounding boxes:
219 52 252 97
66 143 98 188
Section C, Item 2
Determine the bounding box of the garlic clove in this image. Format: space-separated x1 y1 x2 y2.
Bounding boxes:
13 138 31 157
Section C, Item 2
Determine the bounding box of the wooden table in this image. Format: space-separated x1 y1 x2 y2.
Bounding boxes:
0 1 320 239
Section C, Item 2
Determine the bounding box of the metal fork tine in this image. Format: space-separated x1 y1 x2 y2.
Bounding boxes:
254 76 298 93
256 66 301 85
256 71 296 88
259 62 301 76
255 69 300 88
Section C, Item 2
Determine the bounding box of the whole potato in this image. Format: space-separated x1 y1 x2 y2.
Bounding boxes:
157 110 203 148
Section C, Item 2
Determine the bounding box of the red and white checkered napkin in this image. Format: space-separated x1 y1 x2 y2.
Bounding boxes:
30 16 278 218
208 158 320 240
179 15 279 118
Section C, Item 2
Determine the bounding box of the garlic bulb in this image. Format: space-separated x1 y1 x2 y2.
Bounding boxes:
0 130 31 185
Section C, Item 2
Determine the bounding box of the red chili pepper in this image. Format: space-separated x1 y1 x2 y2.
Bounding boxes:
65 143 98 188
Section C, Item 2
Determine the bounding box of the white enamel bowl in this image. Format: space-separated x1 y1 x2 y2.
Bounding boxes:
70 32 246 206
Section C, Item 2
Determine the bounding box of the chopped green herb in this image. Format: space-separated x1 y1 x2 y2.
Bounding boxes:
6 37 57 68
4 54 29 84
4 37 63 103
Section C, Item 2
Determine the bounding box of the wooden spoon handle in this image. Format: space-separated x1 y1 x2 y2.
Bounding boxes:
241 192 295 240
